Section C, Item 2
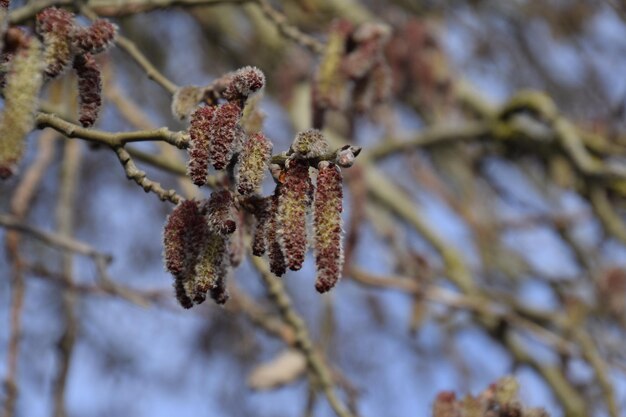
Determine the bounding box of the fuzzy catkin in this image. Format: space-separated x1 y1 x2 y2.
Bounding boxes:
0 38 43 179
223 66 265 101
251 196 271 257
187 106 215 186
313 162 344 293
191 231 229 304
209 101 242 170
163 200 209 309
291 129 329 159
267 188 287 276
73 54 102 127
236 132 272 195
36 7 75 79
204 190 237 235
278 160 312 271
72 19 117 55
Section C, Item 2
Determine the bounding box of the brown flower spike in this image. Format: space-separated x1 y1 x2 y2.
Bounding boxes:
236 132 273 195
204 190 237 236
267 188 287 276
278 160 312 271
36 7 75 79
187 106 215 186
251 196 271 257
313 162 344 293
163 200 210 308
209 101 243 170
73 53 102 127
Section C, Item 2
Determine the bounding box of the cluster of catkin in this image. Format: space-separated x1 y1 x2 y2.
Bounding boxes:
314 19 392 120
163 67 352 308
0 5 116 178
432 377 549 417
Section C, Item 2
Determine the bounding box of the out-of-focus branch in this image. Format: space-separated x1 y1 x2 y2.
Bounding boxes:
0 214 113 262
52 139 81 417
250 256 355 417
252 0 324 54
2 132 57 417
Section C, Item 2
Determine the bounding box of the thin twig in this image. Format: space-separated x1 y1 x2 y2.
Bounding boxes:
114 146 184 203
251 256 355 417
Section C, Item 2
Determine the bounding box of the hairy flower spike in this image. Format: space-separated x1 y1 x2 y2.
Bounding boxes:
209 101 242 170
278 160 312 271
291 129 329 159
191 232 230 304
0 38 43 179
163 200 209 308
73 54 102 127
223 66 265 101
72 19 117 55
313 162 343 293
251 196 271 257
36 7 75 78
267 188 287 276
187 106 215 186
236 132 273 195
204 190 237 235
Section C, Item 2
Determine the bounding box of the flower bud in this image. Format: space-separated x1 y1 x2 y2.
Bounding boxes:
72 19 117 55
73 53 102 127
278 160 312 271
291 129 329 159
223 66 265 101
187 105 215 186
236 132 273 195
0 37 43 178
313 162 343 293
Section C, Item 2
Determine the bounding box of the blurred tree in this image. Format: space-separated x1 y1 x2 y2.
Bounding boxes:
2 1 626 417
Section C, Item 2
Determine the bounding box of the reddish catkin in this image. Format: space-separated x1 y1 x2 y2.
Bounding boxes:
223 66 265 101
278 160 312 271
204 190 237 235
163 200 209 308
229 212 245 267
35 7 75 79
236 132 273 195
313 162 344 293
267 188 287 276
187 106 215 186
209 101 242 170
72 19 117 55
251 196 271 257
73 54 102 127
